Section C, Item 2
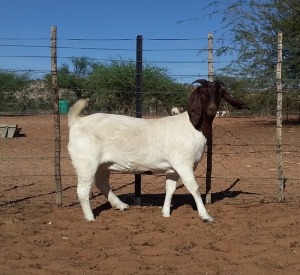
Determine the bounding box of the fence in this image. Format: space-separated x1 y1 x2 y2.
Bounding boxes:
0 27 299 211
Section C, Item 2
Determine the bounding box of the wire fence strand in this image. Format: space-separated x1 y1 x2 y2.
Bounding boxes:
0 31 299 207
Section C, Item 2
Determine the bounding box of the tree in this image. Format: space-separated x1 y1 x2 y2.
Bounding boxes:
143 64 189 115
203 0 300 118
45 56 93 99
208 0 300 82
69 56 93 98
0 71 30 112
45 56 189 115
88 60 137 114
88 60 189 115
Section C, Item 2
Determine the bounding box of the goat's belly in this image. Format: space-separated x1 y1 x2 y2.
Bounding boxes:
104 161 175 175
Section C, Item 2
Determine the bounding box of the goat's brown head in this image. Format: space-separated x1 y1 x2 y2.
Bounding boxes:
187 79 248 132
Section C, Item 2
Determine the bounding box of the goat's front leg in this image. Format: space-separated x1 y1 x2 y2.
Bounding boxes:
175 166 214 222
95 169 129 211
162 174 179 217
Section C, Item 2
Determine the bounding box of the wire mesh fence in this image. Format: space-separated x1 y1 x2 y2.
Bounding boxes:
0 28 299 210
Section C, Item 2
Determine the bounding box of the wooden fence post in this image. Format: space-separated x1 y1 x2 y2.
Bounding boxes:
276 31 285 202
51 26 62 206
205 33 213 204
208 33 213 82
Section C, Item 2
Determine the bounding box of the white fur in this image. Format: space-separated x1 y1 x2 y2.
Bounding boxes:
171 106 183 115
68 99 213 222
216 110 230 117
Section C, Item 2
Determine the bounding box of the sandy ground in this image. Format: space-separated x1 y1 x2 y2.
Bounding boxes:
0 114 299 275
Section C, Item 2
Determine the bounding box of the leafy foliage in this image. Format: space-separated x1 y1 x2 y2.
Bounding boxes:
208 0 300 82
0 71 31 112
205 0 300 118
88 60 137 114
45 57 190 115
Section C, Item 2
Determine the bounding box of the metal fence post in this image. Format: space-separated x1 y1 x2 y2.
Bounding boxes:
135 35 143 205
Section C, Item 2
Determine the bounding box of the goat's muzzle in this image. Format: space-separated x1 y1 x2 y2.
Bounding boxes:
207 106 217 117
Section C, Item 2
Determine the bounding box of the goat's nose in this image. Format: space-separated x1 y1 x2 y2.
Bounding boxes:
208 106 217 114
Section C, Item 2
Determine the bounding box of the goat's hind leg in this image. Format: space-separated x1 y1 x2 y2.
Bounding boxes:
162 174 179 217
76 169 97 221
95 169 129 211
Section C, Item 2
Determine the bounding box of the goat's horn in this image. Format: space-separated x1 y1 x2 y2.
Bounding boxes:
192 79 208 86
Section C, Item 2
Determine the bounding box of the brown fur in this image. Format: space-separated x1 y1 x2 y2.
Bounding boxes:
187 79 248 139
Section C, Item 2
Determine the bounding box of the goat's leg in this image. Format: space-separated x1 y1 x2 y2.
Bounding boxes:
77 171 97 221
175 166 214 222
95 169 129 211
162 174 179 217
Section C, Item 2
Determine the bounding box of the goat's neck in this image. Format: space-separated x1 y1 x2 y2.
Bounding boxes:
201 122 213 140
195 116 213 141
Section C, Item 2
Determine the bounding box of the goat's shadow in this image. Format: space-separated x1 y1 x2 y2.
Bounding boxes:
92 178 260 218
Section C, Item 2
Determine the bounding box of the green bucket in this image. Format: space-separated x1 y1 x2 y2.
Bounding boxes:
59 100 70 114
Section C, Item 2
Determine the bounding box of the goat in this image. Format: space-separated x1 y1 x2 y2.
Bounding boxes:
68 79 248 222
171 106 183 116
216 110 231 117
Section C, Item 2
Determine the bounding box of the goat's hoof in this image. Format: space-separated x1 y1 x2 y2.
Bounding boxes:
118 203 129 211
162 213 170 218
203 217 214 223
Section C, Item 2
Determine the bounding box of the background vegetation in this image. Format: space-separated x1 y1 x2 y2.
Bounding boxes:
0 0 299 118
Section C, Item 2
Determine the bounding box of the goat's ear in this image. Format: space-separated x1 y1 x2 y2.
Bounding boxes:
215 79 225 86
222 90 249 110
187 89 202 127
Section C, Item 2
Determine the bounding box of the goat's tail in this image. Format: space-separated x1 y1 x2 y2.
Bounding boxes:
68 99 89 127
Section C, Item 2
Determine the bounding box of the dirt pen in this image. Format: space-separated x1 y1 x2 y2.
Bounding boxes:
0 114 300 275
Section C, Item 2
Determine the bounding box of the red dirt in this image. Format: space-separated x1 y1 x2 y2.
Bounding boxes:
0 115 299 275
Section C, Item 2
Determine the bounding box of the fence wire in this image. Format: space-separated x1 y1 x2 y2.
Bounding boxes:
0 32 299 209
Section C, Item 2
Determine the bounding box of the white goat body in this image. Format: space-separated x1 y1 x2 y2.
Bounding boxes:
68 99 213 222
68 79 249 223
